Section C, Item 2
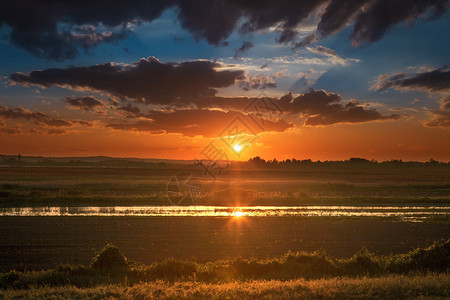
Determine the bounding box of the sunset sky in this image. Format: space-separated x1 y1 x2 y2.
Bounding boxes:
0 1 449 161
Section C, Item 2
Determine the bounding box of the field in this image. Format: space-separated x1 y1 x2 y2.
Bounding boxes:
0 162 449 208
0 160 449 298
0 217 448 270
2 274 449 299
0 240 449 299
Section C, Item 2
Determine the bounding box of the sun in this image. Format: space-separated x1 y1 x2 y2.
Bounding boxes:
233 144 242 152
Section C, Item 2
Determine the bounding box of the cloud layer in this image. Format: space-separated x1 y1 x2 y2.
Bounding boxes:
424 96 450 127
371 67 450 93
1 0 447 60
372 67 450 127
0 105 95 135
9 55 400 132
10 57 244 105
279 90 401 126
106 109 293 137
64 96 105 111
0 105 72 127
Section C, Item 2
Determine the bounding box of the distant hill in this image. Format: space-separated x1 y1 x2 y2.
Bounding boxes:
0 155 195 164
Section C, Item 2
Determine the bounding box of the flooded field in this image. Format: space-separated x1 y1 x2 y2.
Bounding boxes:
0 205 449 222
0 165 448 270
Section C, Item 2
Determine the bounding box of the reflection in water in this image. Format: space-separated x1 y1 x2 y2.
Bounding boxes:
0 205 448 222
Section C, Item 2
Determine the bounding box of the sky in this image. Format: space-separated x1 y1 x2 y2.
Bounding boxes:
0 0 449 161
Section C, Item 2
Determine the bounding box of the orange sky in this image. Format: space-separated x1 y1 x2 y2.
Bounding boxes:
1 116 448 162
1 2 449 162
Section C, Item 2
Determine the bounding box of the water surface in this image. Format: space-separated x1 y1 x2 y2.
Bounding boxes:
1 205 448 221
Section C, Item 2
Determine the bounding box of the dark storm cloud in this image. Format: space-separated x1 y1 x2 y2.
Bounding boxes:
106 109 293 137
64 96 105 111
0 0 170 60
371 67 450 93
317 0 369 37
2 0 447 60
237 1 326 44
350 0 448 46
10 57 245 105
279 89 401 126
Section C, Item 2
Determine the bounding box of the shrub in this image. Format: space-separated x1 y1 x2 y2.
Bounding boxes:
90 244 129 272
150 258 198 280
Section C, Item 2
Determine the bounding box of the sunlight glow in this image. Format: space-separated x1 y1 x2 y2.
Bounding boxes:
233 144 242 152
232 211 245 217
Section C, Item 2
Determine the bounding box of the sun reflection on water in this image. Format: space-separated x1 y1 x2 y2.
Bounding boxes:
232 211 245 217
0 205 448 222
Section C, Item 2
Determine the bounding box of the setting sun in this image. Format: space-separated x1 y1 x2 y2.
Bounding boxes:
233 144 242 153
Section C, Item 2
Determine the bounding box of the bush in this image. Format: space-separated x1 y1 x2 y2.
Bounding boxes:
150 258 198 280
90 244 129 272
0 240 448 289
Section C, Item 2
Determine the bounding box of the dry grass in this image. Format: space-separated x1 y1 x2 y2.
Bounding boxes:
1 273 449 299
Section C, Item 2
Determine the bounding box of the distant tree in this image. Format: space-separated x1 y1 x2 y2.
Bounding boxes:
348 157 370 164
248 156 266 166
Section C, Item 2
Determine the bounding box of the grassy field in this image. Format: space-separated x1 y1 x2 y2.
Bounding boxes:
0 164 449 207
0 241 449 299
2 274 449 299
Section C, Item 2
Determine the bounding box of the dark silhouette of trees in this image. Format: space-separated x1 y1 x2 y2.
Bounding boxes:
243 156 448 168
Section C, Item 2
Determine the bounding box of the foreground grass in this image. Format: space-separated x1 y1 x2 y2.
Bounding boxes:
1 273 449 299
0 241 448 299
1 240 449 289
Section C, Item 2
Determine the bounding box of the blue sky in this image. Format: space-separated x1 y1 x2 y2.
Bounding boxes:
2 7 448 108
